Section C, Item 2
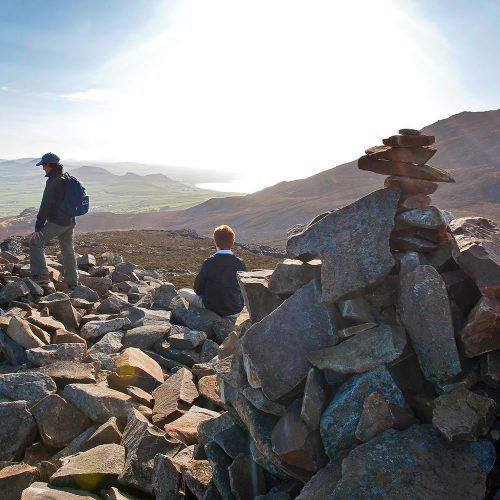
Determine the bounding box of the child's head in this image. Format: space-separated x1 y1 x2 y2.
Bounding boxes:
213 225 235 250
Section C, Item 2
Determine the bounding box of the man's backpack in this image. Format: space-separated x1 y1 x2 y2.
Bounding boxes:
60 173 89 216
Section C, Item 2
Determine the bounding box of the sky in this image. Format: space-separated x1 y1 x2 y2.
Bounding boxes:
0 0 499 192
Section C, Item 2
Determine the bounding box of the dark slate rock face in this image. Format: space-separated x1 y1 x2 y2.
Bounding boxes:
330 425 495 499
320 365 406 459
399 265 461 383
242 280 336 401
286 188 399 302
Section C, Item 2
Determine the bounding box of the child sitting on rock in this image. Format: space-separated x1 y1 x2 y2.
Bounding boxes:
179 225 246 318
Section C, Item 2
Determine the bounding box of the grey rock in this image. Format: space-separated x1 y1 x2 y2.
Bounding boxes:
79 276 113 297
330 425 495 499
171 296 223 333
287 188 399 302
169 324 207 349
0 327 28 365
320 365 406 459
200 339 220 363
119 306 171 328
269 259 322 297
242 281 336 401
37 361 96 387
87 330 123 356
97 294 131 314
197 412 236 445
122 323 170 349
433 387 497 441
119 409 182 494
0 401 37 461
204 442 234 500
450 217 500 298
38 292 80 330
22 278 45 296
32 394 90 448
152 282 178 310
22 481 101 499
49 443 125 490
80 317 131 340
0 371 57 407
69 285 99 303
307 324 406 374
338 297 375 324
152 453 184 500
213 425 248 460
63 383 135 424
21 481 101 499
399 265 461 382
237 270 284 324
0 280 29 304
395 206 449 231
26 343 86 366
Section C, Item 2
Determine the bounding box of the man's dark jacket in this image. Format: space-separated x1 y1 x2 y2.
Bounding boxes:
35 170 75 231
194 253 246 317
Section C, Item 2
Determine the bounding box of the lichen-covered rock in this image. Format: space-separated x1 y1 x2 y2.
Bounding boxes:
287 187 399 302
330 426 495 499
432 387 497 441
320 365 406 459
0 372 57 407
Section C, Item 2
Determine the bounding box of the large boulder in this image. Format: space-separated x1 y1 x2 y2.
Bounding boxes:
62 383 135 424
307 324 406 374
122 324 170 349
0 372 57 407
286 187 399 302
320 365 406 459
0 401 37 461
399 265 461 382
330 425 495 499
49 443 125 491
32 394 91 448
0 280 29 304
450 217 500 298
26 343 86 366
242 280 336 401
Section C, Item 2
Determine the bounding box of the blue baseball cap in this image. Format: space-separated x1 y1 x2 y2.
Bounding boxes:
36 152 60 166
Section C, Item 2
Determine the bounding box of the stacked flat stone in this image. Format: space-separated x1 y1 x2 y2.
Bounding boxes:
358 129 456 254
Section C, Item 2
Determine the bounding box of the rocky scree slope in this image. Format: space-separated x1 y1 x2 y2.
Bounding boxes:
0 128 500 498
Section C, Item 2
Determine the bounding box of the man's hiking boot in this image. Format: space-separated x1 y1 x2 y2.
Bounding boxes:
32 274 50 285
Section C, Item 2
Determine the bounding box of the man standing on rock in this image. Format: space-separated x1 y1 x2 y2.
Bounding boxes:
179 225 246 318
29 152 78 288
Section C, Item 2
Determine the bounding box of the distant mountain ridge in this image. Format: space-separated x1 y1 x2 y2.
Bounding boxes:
1 109 499 246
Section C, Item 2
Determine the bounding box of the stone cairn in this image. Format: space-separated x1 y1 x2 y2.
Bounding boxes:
0 130 499 499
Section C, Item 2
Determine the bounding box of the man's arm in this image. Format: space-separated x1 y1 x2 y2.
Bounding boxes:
35 179 57 232
193 260 209 296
